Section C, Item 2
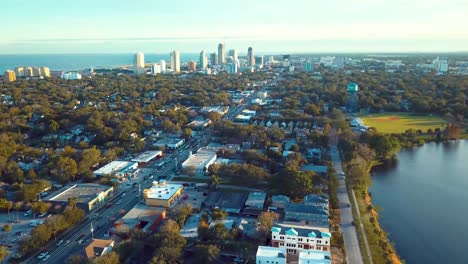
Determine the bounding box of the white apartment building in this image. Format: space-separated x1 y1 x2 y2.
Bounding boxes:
271 223 331 256
256 246 287 264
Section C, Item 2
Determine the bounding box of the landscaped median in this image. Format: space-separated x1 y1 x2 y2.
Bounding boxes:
351 185 402 264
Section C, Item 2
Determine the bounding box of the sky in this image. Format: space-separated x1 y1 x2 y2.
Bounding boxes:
1 0 468 54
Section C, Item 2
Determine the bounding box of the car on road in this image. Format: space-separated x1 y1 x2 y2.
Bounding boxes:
65 240 70 245
121 192 126 197
38 212 48 218
37 252 48 259
42 254 51 262
57 239 64 246
24 210 32 216
116 200 121 205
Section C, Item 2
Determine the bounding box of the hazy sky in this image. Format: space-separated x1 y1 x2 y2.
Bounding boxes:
1 0 467 54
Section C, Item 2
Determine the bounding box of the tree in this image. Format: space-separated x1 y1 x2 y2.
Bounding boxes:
193 244 220 264
79 147 101 174
66 255 87 264
3 224 11 232
174 204 192 228
56 157 78 183
211 208 227 220
182 128 192 140
257 211 278 232
68 197 78 209
0 246 9 263
93 252 120 264
49 120 59 132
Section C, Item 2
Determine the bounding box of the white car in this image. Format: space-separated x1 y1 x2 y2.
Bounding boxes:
56 240 64 246
37 252 48 259
42 254 51 261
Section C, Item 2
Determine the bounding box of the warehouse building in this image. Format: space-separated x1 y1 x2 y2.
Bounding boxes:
43 184 113 213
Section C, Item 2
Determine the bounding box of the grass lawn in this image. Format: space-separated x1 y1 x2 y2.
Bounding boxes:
358 113 447 134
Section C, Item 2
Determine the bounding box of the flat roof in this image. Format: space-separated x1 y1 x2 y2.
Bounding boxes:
132 151 162 163
116 204 165 233
301 165 328 174
299 250 331 264
245 192 267 207
256 246 286 258
45 184 113 203
180 214 201 237
93 161 138 175
144 181 183 200
182 151 217 169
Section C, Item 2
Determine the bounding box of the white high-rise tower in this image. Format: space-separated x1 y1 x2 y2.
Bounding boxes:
199 50 208 70
134 52 145 74
170 51 180 73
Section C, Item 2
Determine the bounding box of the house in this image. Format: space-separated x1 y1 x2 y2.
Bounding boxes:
256 246 287 264
298 250 331 264
284 203 329 227
237 218 258 238
271 223 331 256
271 195 290 210
84 239 114 260
243 192 267 215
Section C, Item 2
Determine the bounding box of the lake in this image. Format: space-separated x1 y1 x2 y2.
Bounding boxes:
370 140 468 264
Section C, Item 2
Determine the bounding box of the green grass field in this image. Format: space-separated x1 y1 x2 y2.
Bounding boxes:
358 113 447 133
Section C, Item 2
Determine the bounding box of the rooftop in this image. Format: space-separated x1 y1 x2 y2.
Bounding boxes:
143 181 183 200
271 223 331 239
93 161 138 176
115 203 166 233
245 192 267 209
45 184 113 203
300 165 328 174
285 203 329 216
256 246 287 258
298 250 331 264
347 83 359 93
84 239 114 259
131 151 162 163
182 151 217 168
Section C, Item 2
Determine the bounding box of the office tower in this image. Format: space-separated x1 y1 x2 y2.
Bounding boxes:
14 67 24 77
187 61 197 71
210 53 218 66
247 47 255 66
134 52 145 74
151 64 161 75
40 66 50 77
170 51 180 73
304 61 313 72
32 67 42 77
160 60 167 73
3 70 16 82
218 43 226 65
346 83 359 113
228 49 238 61
255 56 264 66
227 60 239 74
24 67 33 77
199 50 208 70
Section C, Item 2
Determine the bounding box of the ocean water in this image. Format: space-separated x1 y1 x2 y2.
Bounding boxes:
0 53 199 73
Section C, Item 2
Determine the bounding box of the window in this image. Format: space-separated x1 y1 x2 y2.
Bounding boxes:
298 244 303 248
326 241 328 244
298 238 303 242
280 236 284 239
317 246 321 250
273 235 276 239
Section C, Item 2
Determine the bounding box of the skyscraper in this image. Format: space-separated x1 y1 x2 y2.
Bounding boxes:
40 66 50 77
247 47 255 66
160 60 167 73
170 51 180 73
210 53 218 66
199 50 208 70
14 67 24 77
134 52 145 74
228 49 238 61
255 56 264 67
3 70 16 82
218 43 226 65
24 67 33 77
187 61 197 71
32 67 42 77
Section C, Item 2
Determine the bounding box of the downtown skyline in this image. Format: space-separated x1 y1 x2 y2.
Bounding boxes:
1 0 468 54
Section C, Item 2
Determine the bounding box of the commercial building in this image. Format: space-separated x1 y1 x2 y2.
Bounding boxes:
24 67 33 77
247 47 255 66
255 56 264 67
131 150 163 164
298 250 331 264
62 72 82 80
210 53 218 66
14 67 24 77
187 61 197 71
43 184 114 213
243 192 267 215
113 204 166 234
3 70 16 82
284 203 329 227
84 239 115 260
181 149 217 176
218 43 226 64
304 61 314 72
170 50 180 73
33 67 42 77
199 50 208 69
228 49 238 61
93 161 139 178
160 60 167 73
256 246 287 264
271 223 331 255
134 52 145 74
143 180 183 208
151 64 161 75
227 61 239 74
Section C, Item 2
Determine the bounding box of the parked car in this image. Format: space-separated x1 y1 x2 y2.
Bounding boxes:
24 210 32 216
56 240 64 246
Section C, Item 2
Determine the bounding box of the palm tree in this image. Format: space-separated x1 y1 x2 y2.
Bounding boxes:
0 246 10 263
68 197 78 209
211 174 220 190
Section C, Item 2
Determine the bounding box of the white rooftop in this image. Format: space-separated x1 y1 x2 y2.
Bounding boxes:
298 250 331 264
132 151 162 163
256 246 287 258
144 181 183 200
93 161 138 176
182 151 217 169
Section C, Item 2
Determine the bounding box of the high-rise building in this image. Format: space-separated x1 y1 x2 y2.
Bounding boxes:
227 60 239 74
24 67 33 77
160 60 167 73
247 47 255 66
4 70 16 82
170 51 180 73
304 61 314 72
187 61 197 71
218 43 226 65
40 67 50 77
32 67 42 77
134 52 145 74
346 83 359 112
228 49 238 61
151 64 161 75
210 53 218 66
255 56 264 66
199 50 208 70
14 67 24 77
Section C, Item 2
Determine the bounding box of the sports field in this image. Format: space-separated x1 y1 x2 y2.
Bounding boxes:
358 113 447 133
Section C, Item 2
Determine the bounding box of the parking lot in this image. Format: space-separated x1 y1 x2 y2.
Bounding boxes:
177 188 207 209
